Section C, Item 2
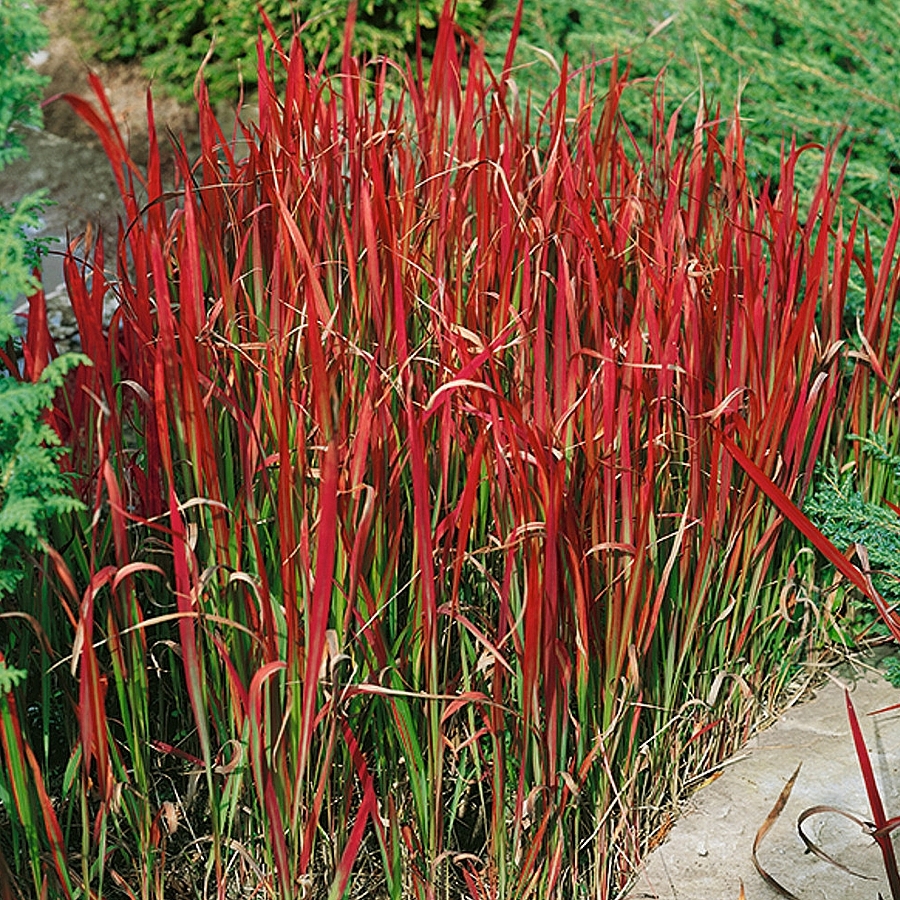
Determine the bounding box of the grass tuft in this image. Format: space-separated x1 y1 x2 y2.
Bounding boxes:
4 6 900 898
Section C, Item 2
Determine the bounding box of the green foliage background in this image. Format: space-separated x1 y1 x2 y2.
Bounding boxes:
81 0 487 101
0 0 48 168
0 0 47 306
483 0 900 255
79 0 900 257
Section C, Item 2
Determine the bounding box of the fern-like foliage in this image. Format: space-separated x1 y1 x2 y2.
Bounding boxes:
0 0 88 599
0 343 88 596
0 197 87 597
0 190 50 303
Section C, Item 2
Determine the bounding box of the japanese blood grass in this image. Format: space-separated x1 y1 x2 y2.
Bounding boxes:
0 6 887 899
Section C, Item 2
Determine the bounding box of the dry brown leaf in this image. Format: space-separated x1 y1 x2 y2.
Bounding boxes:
797 804 876 879
752 762 802 899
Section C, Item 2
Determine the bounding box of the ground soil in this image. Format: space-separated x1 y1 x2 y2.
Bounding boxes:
35 0 199 155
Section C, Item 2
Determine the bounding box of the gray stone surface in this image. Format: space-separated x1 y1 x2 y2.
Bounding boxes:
626 660 900 900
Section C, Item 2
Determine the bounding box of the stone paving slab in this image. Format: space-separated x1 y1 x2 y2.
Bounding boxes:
625 660 900 900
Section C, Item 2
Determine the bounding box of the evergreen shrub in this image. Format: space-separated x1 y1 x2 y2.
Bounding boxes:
484 0 900 261
81 0 487 101
0 0 47 168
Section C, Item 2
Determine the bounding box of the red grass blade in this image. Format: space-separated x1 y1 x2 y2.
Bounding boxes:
845 691 900 899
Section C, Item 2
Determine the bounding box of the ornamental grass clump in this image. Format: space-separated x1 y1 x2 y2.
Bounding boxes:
3 3 898 898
